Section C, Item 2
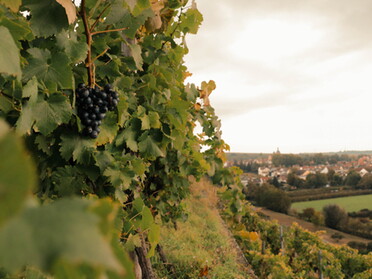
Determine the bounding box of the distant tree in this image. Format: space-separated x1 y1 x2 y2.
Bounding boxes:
323 204 348 230
344 171 361 187
287 172 304 188
299 208 324 226
270 176 281 188
313 153 326 164
305 172 327 188
255 184 291 213
357 173 372 189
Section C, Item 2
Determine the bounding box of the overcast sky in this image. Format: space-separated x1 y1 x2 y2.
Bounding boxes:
184 0 372 154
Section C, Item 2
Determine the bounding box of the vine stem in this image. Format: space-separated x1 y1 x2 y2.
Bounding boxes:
91 27 129 36
80 0 94 87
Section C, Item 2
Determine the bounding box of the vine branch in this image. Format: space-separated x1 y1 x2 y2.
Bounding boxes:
80 0 94 87
90 4 111 32
91 27 129 36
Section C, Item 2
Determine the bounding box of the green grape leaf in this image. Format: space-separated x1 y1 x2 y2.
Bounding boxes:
23 0 70 37
0 0 21 12
148 223 160 244
180 6 203 34
22 77 38 98
133 198 144 212
35 135 53 155
128 43 143 70
137 106 150 130
140 206 153 230
23 48 73 89
116 128 138 152
0 120 36 226
51 166 90 197
0 26 21 78
138 132 164 159
95 151 115 172
17 94 72 135
0 15 34 45
60 133 96 164
56 30 88 64
0 95 13 114
117 94 129 127
96 111 119 146
148 111 161 129
0 199 123 273
147 223 160 257
125 0 151 17
124 234 141 251
103 167 132 189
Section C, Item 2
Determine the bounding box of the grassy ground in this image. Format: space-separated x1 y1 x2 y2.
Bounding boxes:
153 179 251 279
291 194 372 212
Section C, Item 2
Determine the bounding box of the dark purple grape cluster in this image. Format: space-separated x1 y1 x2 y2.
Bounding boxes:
76 83 119 138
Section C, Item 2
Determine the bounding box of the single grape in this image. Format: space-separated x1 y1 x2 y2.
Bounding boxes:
97 113 105 120
104 84 112 91
93 106 100 114
82 89 89 98
90 130 98 139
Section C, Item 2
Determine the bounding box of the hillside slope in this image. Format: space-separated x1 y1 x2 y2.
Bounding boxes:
154 179 256 278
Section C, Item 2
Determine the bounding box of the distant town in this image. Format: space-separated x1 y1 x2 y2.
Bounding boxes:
226 149 372 188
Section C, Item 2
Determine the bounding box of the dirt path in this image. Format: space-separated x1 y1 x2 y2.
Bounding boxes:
256 207 370 245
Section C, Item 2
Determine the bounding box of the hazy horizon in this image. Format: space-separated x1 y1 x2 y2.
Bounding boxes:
185 0 372 154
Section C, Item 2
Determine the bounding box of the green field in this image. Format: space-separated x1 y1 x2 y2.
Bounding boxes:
291 194 372 212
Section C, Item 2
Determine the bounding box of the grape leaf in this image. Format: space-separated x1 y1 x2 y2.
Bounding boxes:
51 166 90 197
60 133 96 164
138 132 164 159
140 206 153 230
0 95 13 114
23 48 73 89
137 106 150 130
0 0 21 12
125 0 151 17
95 111 119 146
147 223 160 257
22 77 38 98
0 120 36 226
17 94 72 135
103 167 132 189
0 15 34 45
55 0 77 24
56 30 88 64
23 0 70 37
128 43 143 70
116 127 139 152
0 199 123 273
179 6 203 34
148 111 161 128
0 26 21 78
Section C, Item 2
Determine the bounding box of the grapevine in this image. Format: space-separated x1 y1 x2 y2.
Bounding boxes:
0 0 227 278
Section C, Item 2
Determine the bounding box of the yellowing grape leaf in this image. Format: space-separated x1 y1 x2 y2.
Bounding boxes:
55 0 77 24
199 80 216 106
249 231 259 241
0 0 21 12
145 0 164 32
